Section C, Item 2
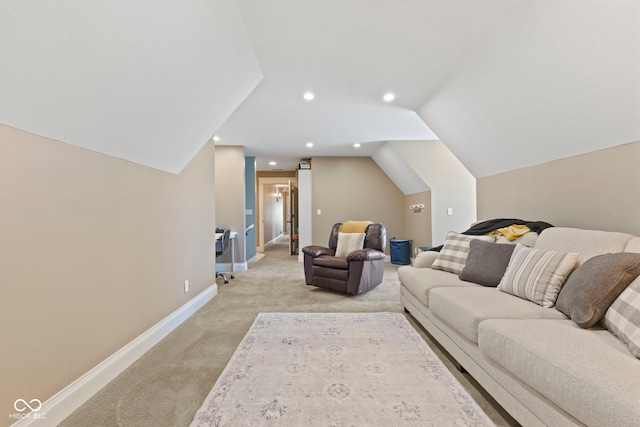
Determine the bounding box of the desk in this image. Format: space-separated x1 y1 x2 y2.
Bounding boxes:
216 231 238 271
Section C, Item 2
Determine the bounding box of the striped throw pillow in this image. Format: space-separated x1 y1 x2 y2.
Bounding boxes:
431 232 496 275
497 244 579 308
604 277 640 358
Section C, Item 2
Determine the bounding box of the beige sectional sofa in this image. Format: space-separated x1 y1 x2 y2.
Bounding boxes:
398 227 640 427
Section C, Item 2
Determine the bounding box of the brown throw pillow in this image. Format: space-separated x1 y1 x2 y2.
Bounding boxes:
459 240 515 287
556 252 640 328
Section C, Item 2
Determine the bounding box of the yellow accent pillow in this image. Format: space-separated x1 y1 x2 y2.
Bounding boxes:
339 220 372 233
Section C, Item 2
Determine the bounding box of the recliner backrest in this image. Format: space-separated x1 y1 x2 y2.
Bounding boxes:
327 222 386 253
364 223 386 252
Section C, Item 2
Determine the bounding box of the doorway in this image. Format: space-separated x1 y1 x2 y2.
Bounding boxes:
257 176 298 256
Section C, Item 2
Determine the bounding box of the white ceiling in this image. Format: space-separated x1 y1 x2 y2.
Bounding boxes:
223 0 520 171
1 0 639 177
0 0 262 174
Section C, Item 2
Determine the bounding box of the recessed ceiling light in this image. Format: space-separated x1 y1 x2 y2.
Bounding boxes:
269 161 277 166
354 143 361 148
383 93 395 102
213 135 220 141
306 142 314 148
303 91 315 101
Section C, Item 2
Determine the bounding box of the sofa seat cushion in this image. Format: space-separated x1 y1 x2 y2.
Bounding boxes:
478 319 640 427
429 287 566 343
313 255 349 270
397 266 479 307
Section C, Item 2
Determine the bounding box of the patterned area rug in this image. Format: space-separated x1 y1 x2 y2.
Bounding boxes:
191 312 494 426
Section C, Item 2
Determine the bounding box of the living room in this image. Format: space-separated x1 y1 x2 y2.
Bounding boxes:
2 1 639 426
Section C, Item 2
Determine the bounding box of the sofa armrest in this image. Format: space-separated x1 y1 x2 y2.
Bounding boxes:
347 248 386 262
413 251 439 268
302 245 335 258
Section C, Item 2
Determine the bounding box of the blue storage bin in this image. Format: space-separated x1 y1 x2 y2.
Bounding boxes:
390 238 412 265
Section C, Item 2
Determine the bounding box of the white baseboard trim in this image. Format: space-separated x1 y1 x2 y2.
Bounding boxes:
264 233 284 247
10 284 218 427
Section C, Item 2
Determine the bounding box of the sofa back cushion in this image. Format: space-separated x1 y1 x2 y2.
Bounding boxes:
431 232 495 275
328 222 387 253
535 227 635 265
497 244 579 308
556 252 640 328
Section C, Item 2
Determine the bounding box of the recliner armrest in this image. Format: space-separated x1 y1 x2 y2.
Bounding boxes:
302 245 335 258
347 248 385 262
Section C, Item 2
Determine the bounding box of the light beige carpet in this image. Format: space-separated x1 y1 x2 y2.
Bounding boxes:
60 242 518 427
191 312 495 426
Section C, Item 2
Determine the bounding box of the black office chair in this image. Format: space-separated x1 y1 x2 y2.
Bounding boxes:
216 229 234 284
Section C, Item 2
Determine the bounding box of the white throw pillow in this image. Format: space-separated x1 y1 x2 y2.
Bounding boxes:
335 232 366 258
497 244 579 308
431 232 496 275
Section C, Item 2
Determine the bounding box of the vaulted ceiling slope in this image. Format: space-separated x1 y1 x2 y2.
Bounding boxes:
418 0 640 177
0 0 262 174
1 1 638 177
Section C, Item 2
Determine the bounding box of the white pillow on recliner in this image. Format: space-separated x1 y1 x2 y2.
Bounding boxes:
335 232 366 258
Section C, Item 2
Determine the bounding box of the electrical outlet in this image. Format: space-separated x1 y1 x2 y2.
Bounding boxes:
184 280 189 293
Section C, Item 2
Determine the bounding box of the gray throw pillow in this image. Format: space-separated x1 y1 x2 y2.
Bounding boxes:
459 240 515 287
556 252 640 328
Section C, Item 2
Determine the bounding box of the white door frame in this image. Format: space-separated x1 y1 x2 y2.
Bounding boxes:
257 176 297 252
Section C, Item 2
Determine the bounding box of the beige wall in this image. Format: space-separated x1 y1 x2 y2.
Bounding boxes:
215 146 246 265
386 140 476 245
478 141 640 236
311 157 405 252
405 191 432 252
0 125 216 423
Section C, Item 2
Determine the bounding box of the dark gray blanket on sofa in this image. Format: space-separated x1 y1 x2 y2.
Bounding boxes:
428 218 554 252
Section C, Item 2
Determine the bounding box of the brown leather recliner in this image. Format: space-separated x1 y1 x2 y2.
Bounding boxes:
302 222 387 295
